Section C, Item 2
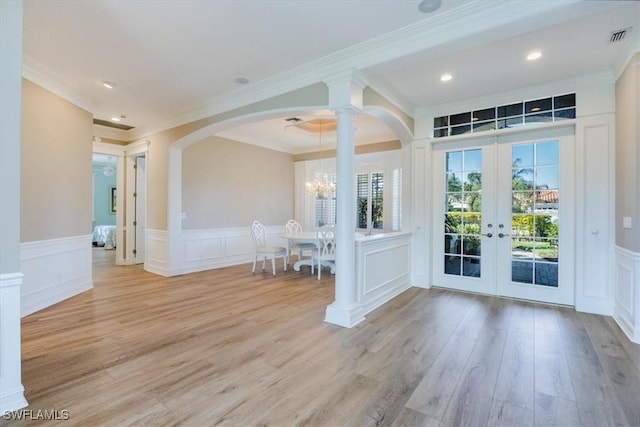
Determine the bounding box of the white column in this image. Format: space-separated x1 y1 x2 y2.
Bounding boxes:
0 0 28 413
324 107 365 327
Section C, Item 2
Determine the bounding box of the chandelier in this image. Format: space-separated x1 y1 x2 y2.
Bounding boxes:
306 171 335 199
305 119 335 199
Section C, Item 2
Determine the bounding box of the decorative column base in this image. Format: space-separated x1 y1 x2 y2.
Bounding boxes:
324 302 365 328
0 273 28 414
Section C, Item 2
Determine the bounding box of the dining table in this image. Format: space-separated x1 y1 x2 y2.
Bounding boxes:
280 231 336 276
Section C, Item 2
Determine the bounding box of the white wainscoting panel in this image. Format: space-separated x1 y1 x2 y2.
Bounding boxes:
355 232 412 316
0 273 28 413
145 229 168 276
20 235 92 317
178 225 285 275
185 234 224 263
614 246 640 344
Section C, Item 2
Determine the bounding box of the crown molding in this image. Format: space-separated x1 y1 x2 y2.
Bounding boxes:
22 55 94 113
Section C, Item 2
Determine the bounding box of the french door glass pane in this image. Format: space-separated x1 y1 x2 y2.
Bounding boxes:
444 149 482 278
511 141 559 287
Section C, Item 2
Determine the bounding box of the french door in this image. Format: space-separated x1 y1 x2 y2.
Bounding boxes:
433 130 575 306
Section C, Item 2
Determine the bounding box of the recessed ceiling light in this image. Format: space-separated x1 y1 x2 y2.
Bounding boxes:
233 76 249 85
526 51 542 61
440 74 452 82
111 117 121 122
102 81 115 89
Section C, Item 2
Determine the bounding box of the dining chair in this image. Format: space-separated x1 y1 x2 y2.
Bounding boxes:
284 219 316 269
250 220 288 275
313 228 336 280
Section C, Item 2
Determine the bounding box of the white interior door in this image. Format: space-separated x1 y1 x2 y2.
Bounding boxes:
134 156 146 264
433 131 575 306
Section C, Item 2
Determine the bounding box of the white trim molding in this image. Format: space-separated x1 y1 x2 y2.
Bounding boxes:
613 246 640 344
92 140 125 157
0 273 28 414
124 141 149 266
20 235 93 317
145 229 169 276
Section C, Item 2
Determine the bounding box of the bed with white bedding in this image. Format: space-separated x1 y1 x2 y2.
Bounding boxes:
92 225 116 249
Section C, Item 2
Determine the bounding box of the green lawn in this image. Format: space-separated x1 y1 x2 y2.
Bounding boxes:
512 240 558 259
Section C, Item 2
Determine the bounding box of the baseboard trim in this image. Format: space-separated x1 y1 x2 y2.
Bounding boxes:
0 386 28 415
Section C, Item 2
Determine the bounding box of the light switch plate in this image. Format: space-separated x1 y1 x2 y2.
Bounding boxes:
623 216 632 229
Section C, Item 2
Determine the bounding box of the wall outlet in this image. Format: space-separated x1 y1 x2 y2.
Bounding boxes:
622 216 632 229
181 212 187 220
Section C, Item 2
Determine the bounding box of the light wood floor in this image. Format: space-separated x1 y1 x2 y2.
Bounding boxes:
8 248 640 426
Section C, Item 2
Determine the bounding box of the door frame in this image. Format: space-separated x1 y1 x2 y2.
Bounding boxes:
125 142 149 265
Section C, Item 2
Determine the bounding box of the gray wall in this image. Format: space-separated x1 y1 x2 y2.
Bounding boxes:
182 136 294 229
21 79 93 242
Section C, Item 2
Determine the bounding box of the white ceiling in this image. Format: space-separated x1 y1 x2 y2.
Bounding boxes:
23 0 639 153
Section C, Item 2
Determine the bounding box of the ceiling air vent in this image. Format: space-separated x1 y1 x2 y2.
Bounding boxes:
609 28 629 43
93 118 135 131
285 117 302 122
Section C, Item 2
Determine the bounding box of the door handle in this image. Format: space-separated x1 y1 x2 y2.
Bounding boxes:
482 233 493 238
498 233 510 238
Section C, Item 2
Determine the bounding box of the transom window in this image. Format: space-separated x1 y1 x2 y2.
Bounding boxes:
433 93 575 139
